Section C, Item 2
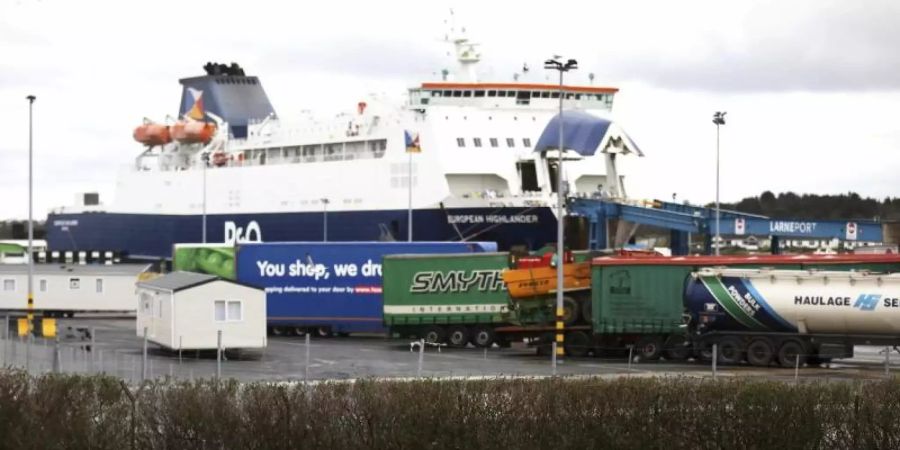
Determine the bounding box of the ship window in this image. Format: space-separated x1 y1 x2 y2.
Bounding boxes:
432 91 442 97
463 91 472 97
69 278 80 290
516 91 530 105
506 138 515 147
487 90 497 97
302 145 320 162
566 93 575 99
456 138 465 147
474 90 485 98
324 143 343 161
2 279 13 292
420 98 430 105
473 138 482 148
489 138 498 148
551 92 560 98
452 90 462 97
523 138 532 148
575 94 582 100
542 92 551 98
497 91 507 97
443 90 452 97
507 91 515 97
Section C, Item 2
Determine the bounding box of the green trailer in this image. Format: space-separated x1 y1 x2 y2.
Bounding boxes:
383 252 511 347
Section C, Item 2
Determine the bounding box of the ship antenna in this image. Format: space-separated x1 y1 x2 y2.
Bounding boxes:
443 8 480 82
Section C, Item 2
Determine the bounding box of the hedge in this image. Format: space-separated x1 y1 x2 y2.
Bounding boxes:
0 370 898 449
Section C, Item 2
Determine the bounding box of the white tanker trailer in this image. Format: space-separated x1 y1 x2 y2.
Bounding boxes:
686 268 900 367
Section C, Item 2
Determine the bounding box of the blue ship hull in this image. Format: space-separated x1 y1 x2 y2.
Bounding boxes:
46 207 559 258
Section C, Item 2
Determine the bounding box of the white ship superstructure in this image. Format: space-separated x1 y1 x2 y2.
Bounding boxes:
47 26 643 258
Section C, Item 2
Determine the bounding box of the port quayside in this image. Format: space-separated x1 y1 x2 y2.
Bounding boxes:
46 27 644 259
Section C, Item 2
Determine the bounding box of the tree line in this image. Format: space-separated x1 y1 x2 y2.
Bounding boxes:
716 191 900 221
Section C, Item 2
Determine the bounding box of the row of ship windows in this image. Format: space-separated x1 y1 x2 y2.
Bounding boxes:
241 139 388 164
457 137 532 149
427 90 610 101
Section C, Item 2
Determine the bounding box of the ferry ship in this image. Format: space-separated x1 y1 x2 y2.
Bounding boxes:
46 27 642 259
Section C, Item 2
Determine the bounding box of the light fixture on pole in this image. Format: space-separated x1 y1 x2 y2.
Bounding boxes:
26 95 36 335
544 56 577 372
321 198 329 242
712 111 727 256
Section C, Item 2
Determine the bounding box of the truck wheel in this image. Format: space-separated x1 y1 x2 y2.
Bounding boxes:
447 326 469 348
636 336 663 361
777 340 807 368
746 338 775 367
471 326 496 348
663 337 691 361
562 296 579 326
292 327 307 337
717 337 745 365
564 331 591 357
693 341 714 362
269 326 285 336
580 299 592 324
423 326 446 344
536 332 555 356
315 327 333 338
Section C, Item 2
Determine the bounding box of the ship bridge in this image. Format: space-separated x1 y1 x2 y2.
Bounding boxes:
408 82 617 110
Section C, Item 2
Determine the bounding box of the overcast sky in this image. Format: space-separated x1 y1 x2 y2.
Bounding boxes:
1 0 898 220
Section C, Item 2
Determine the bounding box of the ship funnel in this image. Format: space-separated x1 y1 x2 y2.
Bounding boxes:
177 62 276 139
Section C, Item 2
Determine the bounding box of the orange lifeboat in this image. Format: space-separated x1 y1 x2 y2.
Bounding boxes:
133 124 172 146
171 120 216 144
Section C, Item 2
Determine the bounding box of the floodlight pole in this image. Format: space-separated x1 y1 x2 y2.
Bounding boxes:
27 95 36 335
545 57 577 371
712 111 726 256
322 198 329 242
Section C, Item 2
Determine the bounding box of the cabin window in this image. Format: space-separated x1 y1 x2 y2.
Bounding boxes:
506 91 515 97
542 92 550 98
452 90 462 97
228 301 243 321
69 278 80 290
506 138 515 147
96 278 104 293
474 90 485 98
551 92 560 99
442 90 452 97
489 138 498 148
523 138 532 148
2 279 14 292
456 138 465 148
215 300 226 321
497 91 507 97
487 90 497 97
463 91 472 97
215 300 243 322
39 279 47 292
473 138 482 148
432 91 442 97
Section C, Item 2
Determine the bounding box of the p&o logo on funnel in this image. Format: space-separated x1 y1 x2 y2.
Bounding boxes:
186 88 205 120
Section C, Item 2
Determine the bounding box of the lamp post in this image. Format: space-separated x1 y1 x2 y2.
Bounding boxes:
321 198 329 242
408 147 413 242
544 57 577 372
712 111 726 256
26 95 36 335
201 152 208 243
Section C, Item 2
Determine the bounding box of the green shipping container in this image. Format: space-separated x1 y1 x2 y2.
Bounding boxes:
172 243 236 280
383 252 511 327
591 264 689 335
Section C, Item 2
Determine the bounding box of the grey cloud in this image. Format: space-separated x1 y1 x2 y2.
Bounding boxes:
252 38 445 81
604 2 900 92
